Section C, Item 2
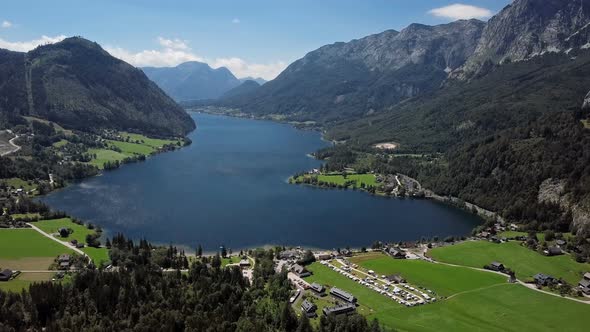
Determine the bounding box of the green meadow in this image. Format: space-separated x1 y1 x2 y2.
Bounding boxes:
429 241 590 284
35 218 95 244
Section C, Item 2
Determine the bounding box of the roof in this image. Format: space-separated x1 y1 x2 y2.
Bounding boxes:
310 282 325 293
330 287 356 303
491 262 504 267
546 247 562 254
387 274 405 282
322 303 356 316
58 254 71 261
0 269 13 277
301 300 317 313
534 273 554 281
579 279 590 288
239 259 251 266
584 272 590 280
292 264 308 274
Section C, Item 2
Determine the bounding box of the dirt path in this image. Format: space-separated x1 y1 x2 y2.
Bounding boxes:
0 130 20 156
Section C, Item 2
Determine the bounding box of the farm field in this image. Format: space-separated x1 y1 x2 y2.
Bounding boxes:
35 218 95 244
106 140 155 155
120 132 180 148
350 253 505 296
318 174 377 187
0 229 74 270
87 148 129 169
82 247 110 266
429 241 590 284
1 177 37 191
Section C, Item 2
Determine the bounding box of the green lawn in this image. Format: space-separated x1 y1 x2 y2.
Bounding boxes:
429 241 590 284
82 247 110 266
0 229 73 260
376 283 590 332
120 132 180 148
350 253 505 296
106 140 155 155
52 139 69 148
1 178 37 191
87 148 129 169
35 218 95 244
0 277 34 293
317 174 377 187
10 213 41 220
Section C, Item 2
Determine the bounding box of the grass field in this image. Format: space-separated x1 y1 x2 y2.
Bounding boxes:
0 272 57 293
52 139 69 148
106 140 155 155
350 253 505 296
429 241 590 284
11 213 41 220
82 247 110 266
0 229 74 270
87 148 129 169
35 218 94 244
1 177 37 191
294 173 377 189
376 283 590 332
120 132 180 148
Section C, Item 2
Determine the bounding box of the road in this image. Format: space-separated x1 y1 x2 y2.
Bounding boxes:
27 223 88 258
0 130 21 156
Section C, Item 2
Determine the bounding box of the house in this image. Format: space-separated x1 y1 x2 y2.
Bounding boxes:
292 264 311 278
301 299 318 318
310 282 326 295
239 259 251 267
315 253 332 261
478 231 491 239
330 287 357 303
58 254 71 263
341 249 353 257
489 262 505 272
387 247 406 259
0 269 13 282
386 274 406 284
544 246 563 256
490 236 501 244
279 250 298 260
579 279 590 294
556 239 566 247
534 273 556 286
322 303 356 316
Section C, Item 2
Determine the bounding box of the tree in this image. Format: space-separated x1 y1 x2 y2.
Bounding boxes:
196 245 203 257
296 314 313 332
221 246 228 258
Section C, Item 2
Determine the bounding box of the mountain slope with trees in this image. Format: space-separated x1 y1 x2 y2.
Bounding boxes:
0 37 195 137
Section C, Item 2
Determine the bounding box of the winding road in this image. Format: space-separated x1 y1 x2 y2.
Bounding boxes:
0 130 21 156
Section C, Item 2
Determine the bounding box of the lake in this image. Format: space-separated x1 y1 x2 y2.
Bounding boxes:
41 113 482 251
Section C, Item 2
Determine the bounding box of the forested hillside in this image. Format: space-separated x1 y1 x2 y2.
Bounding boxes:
0 37 195 137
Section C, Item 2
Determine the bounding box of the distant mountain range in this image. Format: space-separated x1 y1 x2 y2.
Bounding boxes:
142 62 266 102
239 77 267 85
216 0 590 125
0 37 195 136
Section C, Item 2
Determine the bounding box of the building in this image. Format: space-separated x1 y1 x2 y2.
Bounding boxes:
341 249 353 257
310 282 326 295
0 269 13 282
386 274 406 284
280 250 298 260
301 299 317 318
330 287 357 303
544 246 563 256
579 273 590 295
489 262 505 272
322 303 356 316
387 247 406 259
315 253 332 261
239 259 251 267
292 264 311 278
534 273 556 286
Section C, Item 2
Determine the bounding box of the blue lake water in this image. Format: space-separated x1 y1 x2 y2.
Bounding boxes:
41 113 481 251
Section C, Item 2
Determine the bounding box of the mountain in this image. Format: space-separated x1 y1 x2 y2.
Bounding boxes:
0 37 195 136
455 0 590 79
217 19 485 123
220 80 261 100
142 61 241 101
239 76 267 85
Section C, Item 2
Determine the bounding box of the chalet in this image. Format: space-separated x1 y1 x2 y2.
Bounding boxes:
386 274 406 284
330 287 357 303
310 282 326 295
322 303 356 316
292 264 311 278
58 254 71 263
0 269 13 282
478 231 491 239
301 299 318 318
544 246 563 256
579 273 590 294
315 253 332 261
387 247 406 259
489 262 505 272
534 273 556 286
556 239 566 247
239 259 251 267
341 249 353 257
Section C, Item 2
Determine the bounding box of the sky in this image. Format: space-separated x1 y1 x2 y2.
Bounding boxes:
0 0 511 80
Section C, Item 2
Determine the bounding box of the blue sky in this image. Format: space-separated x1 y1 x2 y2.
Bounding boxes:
0 0 511 79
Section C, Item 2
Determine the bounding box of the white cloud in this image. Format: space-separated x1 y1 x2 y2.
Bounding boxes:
428 3 493 20
232 18 240 24
157 37 189 50
106 36 286 80
0 35 67 52
1 20 12 28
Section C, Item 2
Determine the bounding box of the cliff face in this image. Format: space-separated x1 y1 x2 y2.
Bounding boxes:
456 0 590 79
